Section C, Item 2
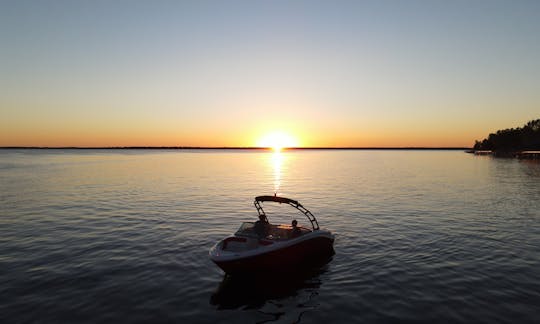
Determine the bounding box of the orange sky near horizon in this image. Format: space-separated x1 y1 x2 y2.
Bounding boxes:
0 114 500 148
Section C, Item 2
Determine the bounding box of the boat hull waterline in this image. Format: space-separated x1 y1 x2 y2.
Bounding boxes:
210 232 335 274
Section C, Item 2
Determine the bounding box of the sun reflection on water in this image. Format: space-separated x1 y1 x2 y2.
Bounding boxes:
271 151 285 195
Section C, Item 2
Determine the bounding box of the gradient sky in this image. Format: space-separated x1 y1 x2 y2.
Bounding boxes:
1 0 539 147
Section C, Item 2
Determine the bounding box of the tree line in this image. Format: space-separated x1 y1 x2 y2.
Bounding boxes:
473 119 540 151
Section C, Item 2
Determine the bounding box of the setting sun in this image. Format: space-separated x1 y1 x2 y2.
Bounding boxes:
256 131 299 150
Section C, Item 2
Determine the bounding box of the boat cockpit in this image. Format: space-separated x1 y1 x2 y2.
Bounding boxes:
235 222 311 241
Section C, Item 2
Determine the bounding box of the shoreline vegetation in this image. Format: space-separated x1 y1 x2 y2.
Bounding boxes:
469 119 540 159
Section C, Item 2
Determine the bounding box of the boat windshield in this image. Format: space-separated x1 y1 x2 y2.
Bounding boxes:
235 222 258 238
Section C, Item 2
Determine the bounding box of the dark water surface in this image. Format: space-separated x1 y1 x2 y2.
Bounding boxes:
1 149 539 323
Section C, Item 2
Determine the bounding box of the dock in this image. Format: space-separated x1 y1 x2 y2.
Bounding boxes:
474 150 492 155
516 151 540 159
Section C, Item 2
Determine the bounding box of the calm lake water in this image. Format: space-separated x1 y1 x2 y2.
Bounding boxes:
1 149 539 323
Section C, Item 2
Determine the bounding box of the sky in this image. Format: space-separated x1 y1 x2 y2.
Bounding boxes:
1 0 539 147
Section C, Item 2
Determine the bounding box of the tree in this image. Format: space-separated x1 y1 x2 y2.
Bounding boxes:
473 119 540 151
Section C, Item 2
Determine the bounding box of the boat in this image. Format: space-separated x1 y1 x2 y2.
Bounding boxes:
209 195 335 274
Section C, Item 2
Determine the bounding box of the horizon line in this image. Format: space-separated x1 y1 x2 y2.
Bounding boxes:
0 146 470 150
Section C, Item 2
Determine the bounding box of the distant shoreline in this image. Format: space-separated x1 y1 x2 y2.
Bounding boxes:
0 146 469 150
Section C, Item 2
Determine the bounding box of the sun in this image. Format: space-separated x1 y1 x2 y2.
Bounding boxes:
257 131 299 151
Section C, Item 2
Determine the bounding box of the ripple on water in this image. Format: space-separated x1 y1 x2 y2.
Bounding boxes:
1 150 539 323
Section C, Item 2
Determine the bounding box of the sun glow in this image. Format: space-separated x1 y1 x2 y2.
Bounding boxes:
257 131 299 151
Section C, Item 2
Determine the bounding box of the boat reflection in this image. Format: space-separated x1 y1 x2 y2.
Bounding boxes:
210 264 331 310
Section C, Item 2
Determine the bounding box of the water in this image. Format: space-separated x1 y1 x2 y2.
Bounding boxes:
1 149 539 323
